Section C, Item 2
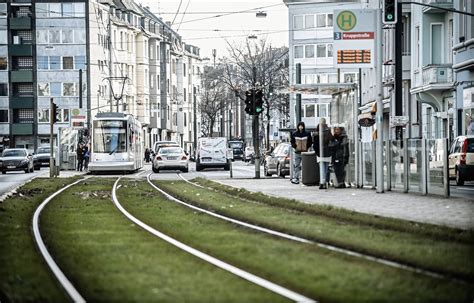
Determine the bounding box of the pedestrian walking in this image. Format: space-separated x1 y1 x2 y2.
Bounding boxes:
330 126 349 188
83 144 90 172
76 143 84 171
314 118 333 189
144 148 151 163
290 121 312 184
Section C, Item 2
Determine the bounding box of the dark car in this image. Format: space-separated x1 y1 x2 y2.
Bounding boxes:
263 143 291 178
0 148 34 174
228 140 244 160
33 146 51 170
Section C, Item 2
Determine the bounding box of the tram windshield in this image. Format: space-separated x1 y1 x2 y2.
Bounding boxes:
93 120 127 154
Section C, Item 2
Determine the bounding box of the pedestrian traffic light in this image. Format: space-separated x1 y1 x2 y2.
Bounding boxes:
52 102 59 123
383 0 397 24
244 90 253 115
254 89 264 114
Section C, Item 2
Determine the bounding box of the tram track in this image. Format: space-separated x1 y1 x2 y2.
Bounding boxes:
112 177 315 302
145 172 466 284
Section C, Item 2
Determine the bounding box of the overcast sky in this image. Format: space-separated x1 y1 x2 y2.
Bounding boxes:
138 0 289 59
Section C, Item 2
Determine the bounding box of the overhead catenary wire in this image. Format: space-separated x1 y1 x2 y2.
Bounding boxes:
170 0 183 26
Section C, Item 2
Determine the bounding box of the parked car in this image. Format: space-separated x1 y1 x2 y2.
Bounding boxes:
244 146 254 162
228 140 244 160
152 146 189 173
33 146 51 170
449 135 474 185
0 148 34 174
263 143 291 178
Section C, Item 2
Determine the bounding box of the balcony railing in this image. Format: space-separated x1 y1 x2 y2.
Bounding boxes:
421 64 453 86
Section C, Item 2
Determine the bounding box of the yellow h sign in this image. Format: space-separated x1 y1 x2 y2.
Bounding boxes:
337 11 357 31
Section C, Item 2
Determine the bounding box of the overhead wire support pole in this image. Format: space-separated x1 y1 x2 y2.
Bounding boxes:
376 8 384 193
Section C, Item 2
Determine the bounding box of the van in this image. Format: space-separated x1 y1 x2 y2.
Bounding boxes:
196 137 230 171
449 135 474 185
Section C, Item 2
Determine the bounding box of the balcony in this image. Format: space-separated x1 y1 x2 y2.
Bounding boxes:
10 96 33 109
421 64 453 86
423 0 452 13
11 70 33 83
11 123 33 135
9 45 32 56
9 17 31 30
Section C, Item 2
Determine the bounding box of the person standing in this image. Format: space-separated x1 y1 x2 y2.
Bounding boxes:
331 126 349 188
290 121 312 184
83 144 90 172
314 118 333 189
76 143 84 171
144 148 151 163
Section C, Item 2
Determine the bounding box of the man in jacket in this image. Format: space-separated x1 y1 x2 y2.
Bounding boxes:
331 126 349 188
290 121 312 184
314 118 333 189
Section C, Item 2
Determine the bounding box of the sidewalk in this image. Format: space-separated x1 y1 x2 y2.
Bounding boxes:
215 178 474 230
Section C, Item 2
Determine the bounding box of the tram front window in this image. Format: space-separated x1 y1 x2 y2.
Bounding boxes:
93 121 127 154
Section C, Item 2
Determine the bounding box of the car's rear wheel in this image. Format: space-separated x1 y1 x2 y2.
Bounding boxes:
456 168 464 186
152 165 159 173
2 171 5 174
25 169 29 173
35 166 40 170
182 166 189 173
196 161 203 171
224 161 230 171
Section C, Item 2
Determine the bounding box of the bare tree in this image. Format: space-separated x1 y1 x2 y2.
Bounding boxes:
220 38 289 148
198 66 229 137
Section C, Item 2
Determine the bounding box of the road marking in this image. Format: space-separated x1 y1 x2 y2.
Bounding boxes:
115 176 315 303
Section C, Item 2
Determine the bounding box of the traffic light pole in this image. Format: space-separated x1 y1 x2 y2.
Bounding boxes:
49 97 55 178
376 8 384 193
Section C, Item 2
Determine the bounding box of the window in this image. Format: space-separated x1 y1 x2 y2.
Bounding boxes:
38 56 49 69
305 45 315 58
74 29 86 44
184 88 187 101
316 14 326 28
49 29 61 43
305 15 314 29
75 56 86 70
0 110 8 123
50 82 61 96
317 44 327 57
0 30 7 44
318 104 328 117
73 3 85 17
50 56 61 69
0 3 7 18
36 3 48 18
38 109 49 123
14 109 34 123
38 83 50 96
14 83 33 96
49 3 62 18
62 3 73 17
415 26 420 68
0 57 6 70
62 29 73 43
183 63 186 77
63 83 76 96
327 44 333 57
0 83 7 96
305 104 315 117
328 74 337 83
36 30 48 44
63 57 74 69
328 14 333 26
294 15 303 29
431 23 443 64
294 45 303 58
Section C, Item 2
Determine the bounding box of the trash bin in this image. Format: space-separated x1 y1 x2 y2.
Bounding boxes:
301 151 319 185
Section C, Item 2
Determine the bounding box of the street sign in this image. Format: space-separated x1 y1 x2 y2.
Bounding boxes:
333 9 376 68
70 108 86 128
390 115 409 127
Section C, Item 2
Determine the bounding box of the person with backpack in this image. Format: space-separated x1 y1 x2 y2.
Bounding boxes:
290 121 312 184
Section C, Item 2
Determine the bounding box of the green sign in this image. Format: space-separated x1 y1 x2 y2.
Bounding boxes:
336 11 357 31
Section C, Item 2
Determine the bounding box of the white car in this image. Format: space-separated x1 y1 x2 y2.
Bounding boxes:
152 146 189 173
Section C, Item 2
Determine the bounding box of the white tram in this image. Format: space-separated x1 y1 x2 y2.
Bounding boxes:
88 112 143 172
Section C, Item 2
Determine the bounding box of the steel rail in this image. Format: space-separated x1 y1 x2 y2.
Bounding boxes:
32 178 87 303
113 177 315 303
151 172 453 282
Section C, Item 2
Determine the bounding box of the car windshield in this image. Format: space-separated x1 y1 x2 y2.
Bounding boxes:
229 142 243 148
93 120 127 154
3 150 27 157
155 142 177 152
159 147 183 155
37 147 50 154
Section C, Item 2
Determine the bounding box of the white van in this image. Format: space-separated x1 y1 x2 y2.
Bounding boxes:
196 137 230 171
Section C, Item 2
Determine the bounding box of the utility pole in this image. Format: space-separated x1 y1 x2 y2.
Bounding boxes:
49 98 55 178
376 8 384 193
395 3 403 140
108 9 113 112
252 66 260 179
193 86 197 158
295 63 302 123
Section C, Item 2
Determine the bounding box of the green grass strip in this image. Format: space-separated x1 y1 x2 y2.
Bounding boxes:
156 180 474 282
0 177 81 302
122 180 473 302
194 178 473 243
40 178 286 302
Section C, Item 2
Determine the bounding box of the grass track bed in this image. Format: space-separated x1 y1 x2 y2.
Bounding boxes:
157 179 474 282
40 178 284 302
125 180 472 302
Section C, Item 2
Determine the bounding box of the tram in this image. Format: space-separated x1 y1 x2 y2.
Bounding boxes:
88 112 143 172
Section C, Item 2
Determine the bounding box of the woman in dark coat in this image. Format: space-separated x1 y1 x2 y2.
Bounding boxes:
331 126 349 188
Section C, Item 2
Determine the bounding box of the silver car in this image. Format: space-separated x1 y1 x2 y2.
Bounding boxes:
263 143 291 178
1 148 34 174
152 146 189 173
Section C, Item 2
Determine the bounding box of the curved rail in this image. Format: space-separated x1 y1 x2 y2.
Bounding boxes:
32 178 87 303
113 177 315 303
151 172 449 281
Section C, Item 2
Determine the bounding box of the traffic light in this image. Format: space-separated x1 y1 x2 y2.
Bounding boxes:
52 102 59 123
254 89 264 114
244 90 254 115
383 0 397 24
